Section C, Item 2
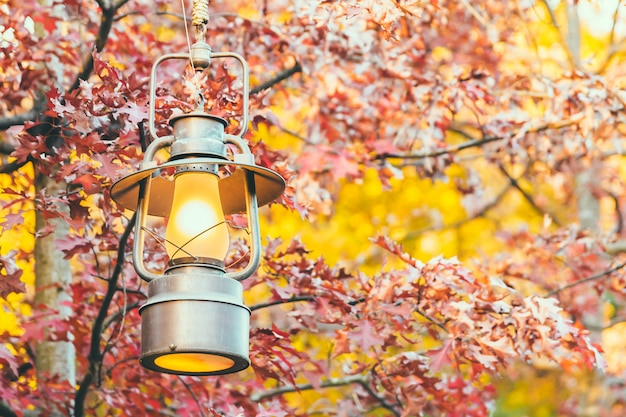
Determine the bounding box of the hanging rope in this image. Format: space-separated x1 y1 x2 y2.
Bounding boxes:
192 0 209 42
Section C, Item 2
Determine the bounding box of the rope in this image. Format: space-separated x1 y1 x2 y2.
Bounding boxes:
192 0 209 41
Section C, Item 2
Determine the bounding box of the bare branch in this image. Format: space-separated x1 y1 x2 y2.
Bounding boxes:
250 61 302 95
0 92 47 132
375 119 580 162
176 377 208 417
102 301 142 332
405 184 511 239
104 356 139 377
498 163 562 227
74 212 136 417
249 295 315 312
415 309 448 332
0 402 18 417
355 378 401 417
250 373 401 416
0 142 14 155
458 0 489 28
538 0 576 69
606 240 626 256
564 2 581 68
113 0 130 9
389 0 423 19
0 110 38 132
596 0 625 74
609 0 622 46
583 315 626 331
69 0 129 92
545 261 626 297
0 160 28 174
250 374 367 402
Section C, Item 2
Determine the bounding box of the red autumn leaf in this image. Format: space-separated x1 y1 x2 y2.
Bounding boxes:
73 174 103 194
0 345 18 375
55 235 92 259
117 101 148 125
352 319 384 352
428 337 454 372
0 251 25 297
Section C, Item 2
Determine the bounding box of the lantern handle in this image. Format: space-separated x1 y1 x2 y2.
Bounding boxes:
224 134 260 281
226 169 261 282
133 176 162 282
132 136 175 282
148 51 250 143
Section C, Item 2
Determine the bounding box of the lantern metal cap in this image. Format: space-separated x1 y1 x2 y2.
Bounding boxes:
168 113 229 160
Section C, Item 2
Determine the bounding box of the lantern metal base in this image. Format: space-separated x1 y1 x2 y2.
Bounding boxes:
139 267 251 375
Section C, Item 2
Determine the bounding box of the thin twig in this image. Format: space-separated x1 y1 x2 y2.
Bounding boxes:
0 160 27 175
375 119 579 161
102 301 142 332
356 379 401 417
538 0 576 69
404 184 511 239
545 261 626 296
104 356 140 378
250 61 302 95
458 0 489 28
177 377 208 417
498 164 562 227
249 295 315 312
596 0 624 74
250 374 367 402
415 309 448 332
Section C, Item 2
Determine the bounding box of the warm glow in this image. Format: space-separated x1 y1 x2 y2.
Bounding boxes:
154 352 235 373
165 172 230 261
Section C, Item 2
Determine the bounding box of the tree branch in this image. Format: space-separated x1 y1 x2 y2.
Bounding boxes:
545 261 626 297
250 374 367 402
250 61 302 95
538 0 576 69
0 160 28 174
583 315 626 331
0 402 18 417
497 163 562 227
564 1 581 68
0 110 38 132
375 119 580 161
102 301 142 332
606 240 626 256
0 92 47 131
249 295 315 312
104 356 139 378
177 377 208 417
250 374 401 416
74 212 136 417
355 378 401 417
0 142 14 155
69 11 113 92
596 0 625 74
405 183 511 239
458 0 489 28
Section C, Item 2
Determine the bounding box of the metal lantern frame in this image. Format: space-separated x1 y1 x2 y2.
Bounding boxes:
110 45 285 376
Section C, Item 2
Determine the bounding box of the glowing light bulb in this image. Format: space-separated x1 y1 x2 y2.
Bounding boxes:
153 352 235 373
165 172 229 262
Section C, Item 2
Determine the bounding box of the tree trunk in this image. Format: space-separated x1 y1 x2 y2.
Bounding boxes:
33 174 75 415
576 163 614 415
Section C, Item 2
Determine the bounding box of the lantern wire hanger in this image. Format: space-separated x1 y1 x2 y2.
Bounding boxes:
110 0 285 376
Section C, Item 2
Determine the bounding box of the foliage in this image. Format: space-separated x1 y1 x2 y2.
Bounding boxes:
1 0 626 416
